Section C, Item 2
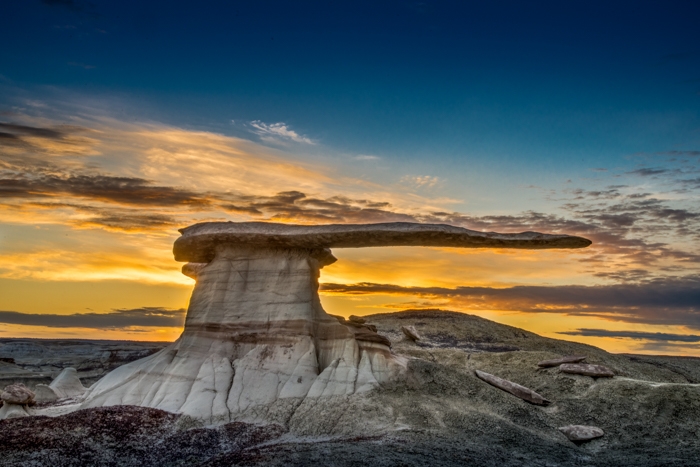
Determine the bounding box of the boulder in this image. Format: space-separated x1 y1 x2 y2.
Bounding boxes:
560 363 615 377
401 325 421 341
537 355 586 368
348 315 366 324
558 425 604 442
475 370 551 406
1 383 35 405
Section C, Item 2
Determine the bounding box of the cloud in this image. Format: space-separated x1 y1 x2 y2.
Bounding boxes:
662 150 700 158
0 122 65 139
0 172 212 207
354 155 380 161
0 307 186 329
214 186 700 269
19 202 179 232
558 329 700 343
401 175 441 189
320 275 700 329
221 191 416 223
249 120 315 145
0 121 99 156
627 168 669 177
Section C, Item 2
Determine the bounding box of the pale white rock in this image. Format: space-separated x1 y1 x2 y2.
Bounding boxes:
475 370 551 406
560 363 615 377
49 367 87 399
82 247 406 424
558 424 605 441
79 222 590 426
33 384 59 403
401 325 421 341
173 221 592 263
0 402 30 419
537 355 586 368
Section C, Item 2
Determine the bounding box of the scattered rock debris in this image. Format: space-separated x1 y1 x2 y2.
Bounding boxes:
560 363 615 378
537 355 586 368
558 424 605 442
401 325 421 341
475 369 551 406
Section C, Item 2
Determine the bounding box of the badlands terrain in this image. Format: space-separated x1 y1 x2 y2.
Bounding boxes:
1 309 699 466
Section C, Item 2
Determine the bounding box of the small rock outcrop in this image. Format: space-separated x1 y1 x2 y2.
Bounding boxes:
537 355 586 368
33 384 59 403
401 325 421 341
558 425 605 442
348 315 366 324
475 370 551 405
79 222 590 424
1 383 34 405
0 383 35 420
560 363 615 377
49 367 87 399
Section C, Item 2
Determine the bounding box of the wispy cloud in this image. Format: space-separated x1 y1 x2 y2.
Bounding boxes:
0 172 211 207
401 175 441 189
0 307 185 329
661 150 700 158
353 154 380 161
249 120 315 145
558 329 700 343
320 274 700 329
221 191 414 224
627 167 669 177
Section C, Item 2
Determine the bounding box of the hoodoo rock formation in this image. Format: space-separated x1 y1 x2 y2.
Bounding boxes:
80 222 591 424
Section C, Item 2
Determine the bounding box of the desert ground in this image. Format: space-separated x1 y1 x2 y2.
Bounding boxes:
1 309 699 466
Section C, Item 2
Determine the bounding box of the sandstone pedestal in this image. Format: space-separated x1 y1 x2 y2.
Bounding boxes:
81 222 591 424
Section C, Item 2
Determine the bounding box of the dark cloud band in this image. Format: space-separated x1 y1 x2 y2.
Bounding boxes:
320 275 700 328
558 329 700 343
0 308 186 329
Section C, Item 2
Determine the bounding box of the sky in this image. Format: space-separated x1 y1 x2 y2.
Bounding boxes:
1 0 699 355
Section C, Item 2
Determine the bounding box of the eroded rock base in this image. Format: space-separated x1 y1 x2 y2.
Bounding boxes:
81 248 405 424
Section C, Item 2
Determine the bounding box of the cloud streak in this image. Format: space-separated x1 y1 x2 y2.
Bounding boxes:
321 275 700 329
0 307 186 329
0 172 211 207
559 329 700 343
249 120 315 145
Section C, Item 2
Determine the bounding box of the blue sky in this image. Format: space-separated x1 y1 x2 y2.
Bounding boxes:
1 1 699 353
4 1 699 170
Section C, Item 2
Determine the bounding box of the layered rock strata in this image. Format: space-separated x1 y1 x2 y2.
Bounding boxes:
81 222 591 424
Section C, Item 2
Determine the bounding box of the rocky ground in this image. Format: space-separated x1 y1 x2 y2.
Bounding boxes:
2 310 699 466
0 339 169 389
